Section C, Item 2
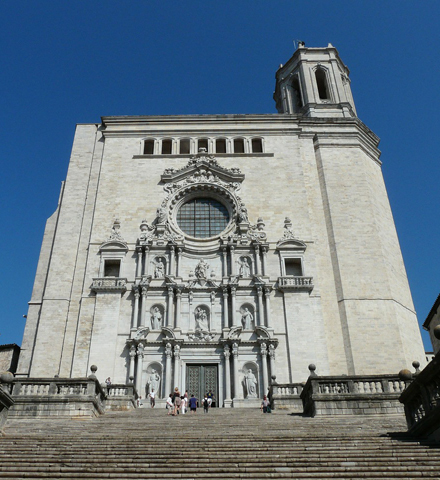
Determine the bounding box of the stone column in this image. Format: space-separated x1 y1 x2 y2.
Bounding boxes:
221 246 227 277
254 245 260 275
144 247 150 276
175 289 182 329
231 287 238 327
140 286 148 327
268 344 276 379
129 345 136 380
222 287 229 329
264 287 272 328
176 247 182 277
169 246 175 276
136 247 143 278
257 287 264 327
173 344 180 391
132 288 140 329
167 287 174 328
261 246 268 276
223 345 232 406
232 342 240 400
260 342 269 395
135 343 144 394
230 246 235 275
165 343 173 397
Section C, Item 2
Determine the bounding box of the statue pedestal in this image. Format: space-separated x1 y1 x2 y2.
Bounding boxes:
232 398 261 409
223 399 233 408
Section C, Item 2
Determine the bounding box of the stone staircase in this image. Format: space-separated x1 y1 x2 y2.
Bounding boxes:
1 408 440 479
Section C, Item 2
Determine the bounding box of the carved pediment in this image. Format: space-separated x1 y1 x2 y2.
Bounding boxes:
276 238 307 251
161 326 176 339
99 240 128 252
134 327 149 340
276 217 306 251
228 326 243 340
255 326 271 339
161 151 245 185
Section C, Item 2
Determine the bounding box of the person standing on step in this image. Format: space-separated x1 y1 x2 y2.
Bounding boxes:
173 387 182 415
203 394 209 414
189 393 198 414
207 390 213 408
181 395 186 414
166 393 174 415
261 395 270 413
148 388 156 408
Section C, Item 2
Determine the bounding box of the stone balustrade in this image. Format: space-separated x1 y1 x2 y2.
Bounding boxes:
270 382 304 411
277 276 314 292
0 374 14 428
399 352 440 441
105 383 138 410
91 277 127 292
301 368 410 416
8 377 107 418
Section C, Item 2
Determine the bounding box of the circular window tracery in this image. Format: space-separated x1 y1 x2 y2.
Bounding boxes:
176 198 230 238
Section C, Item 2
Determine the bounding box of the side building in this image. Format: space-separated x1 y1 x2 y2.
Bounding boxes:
17 44 426 407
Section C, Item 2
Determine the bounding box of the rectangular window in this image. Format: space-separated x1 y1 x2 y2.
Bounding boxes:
104 260 121 277
162 139 172 154
216 138 227 153
180 138 190 154
251 138 263 153
284 258 302 276
144 140 154 155
198 138 208 151
234 138 245 153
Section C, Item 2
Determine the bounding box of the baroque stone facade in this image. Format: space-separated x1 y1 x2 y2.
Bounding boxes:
17 44 426 407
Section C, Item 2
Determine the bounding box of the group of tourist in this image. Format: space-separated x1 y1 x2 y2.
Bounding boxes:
165 388 214 415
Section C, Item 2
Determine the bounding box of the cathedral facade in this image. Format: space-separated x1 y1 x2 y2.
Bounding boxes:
17 44 426 406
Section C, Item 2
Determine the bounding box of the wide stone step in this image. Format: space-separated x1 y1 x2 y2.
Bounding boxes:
1 410 439 479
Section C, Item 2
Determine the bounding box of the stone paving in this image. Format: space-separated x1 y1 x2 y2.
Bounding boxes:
1 408 440 479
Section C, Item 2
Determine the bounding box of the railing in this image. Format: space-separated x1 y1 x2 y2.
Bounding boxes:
269 383 304 411
399 354 440 439
277 276 314 292
91 277 127 292
9 377 107 417
271 383 304 396
105 383 137 410
301 374 410 416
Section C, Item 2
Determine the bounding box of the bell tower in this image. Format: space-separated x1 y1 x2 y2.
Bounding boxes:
274 42 357 117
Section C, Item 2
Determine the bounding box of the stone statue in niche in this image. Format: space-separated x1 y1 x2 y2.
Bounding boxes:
195 259 209 279
155 206 167 224
238 257 251 277
194 306 209 332
241 307 254 330
244 369 258 398
150 306 162 330
153 257 165 278
147 369 161 394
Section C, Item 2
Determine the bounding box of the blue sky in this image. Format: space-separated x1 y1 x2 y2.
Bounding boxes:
1 1 439 353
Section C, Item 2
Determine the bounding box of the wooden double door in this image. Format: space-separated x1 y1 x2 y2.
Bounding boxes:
186 364 218 407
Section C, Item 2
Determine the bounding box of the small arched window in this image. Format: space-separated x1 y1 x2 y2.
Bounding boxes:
162 139 172 155
198 138 209 152
234 138 245 153
144 139 155 155
292 75 303 109
216 138 227 153
315 69 330 100
180 138 190 154
251 138 263 153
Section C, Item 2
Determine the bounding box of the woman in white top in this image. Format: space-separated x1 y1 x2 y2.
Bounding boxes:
166 394 174 415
